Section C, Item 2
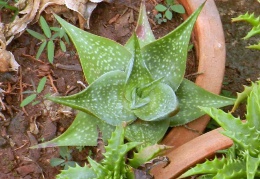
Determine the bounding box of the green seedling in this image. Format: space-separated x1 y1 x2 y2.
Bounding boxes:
155 0 185 24
20 77 47 107
56 125 170 179
0 0 19 22
50 146 77 170
180 81 260 179
232 11 260 50
32 2 234 149
26 16 70 63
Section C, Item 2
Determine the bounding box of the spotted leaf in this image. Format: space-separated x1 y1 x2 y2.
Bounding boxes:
48 71 136 126
142 3 204 91
125 1 155 51
125 33 153 101
133 83 178 121
125 119 170 147
31 112 115 148
169 79 235 126
54 14 132 84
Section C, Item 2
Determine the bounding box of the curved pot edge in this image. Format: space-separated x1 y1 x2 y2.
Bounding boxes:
151 128 233 178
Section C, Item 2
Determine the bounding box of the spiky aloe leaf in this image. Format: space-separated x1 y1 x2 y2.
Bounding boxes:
169 79 235 126
48 71 136 126
247 42 260 50
142 3 204 91
125 119 170 146
246 81 260 129
56 164 96 179
179 157 227 178
125 1 155 51
213 158 247 178
89 125 141 178
232 12 260 50
231 84 253 112
129 144 171 168
54 14 132 84
232 12 260 28
246 151 260 179
200 107 260 156
31 112 115 148
243 24 260 39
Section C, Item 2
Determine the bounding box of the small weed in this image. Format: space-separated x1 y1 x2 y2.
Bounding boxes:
154 0 185 24
50 146 77 170
20 77 48 107
26 16 70 63
0 0 19 21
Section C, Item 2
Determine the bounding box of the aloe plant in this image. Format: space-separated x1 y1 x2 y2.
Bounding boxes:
33 2 234 149
180 81 260 179
232 11 260 50
56 125 170 179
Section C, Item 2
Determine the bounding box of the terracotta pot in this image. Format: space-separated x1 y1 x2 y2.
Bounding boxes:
152 0 227 178
153 128 233 178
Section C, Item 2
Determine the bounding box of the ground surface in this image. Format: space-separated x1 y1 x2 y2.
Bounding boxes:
0 0 259 178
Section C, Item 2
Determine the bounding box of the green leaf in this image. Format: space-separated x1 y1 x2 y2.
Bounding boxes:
54 14 132 84
243 25 260 39
142 4 204 90
246 81 260 129
200 107 260 156
166 0 173 5
47 40 55 63
40 16 51 38
155 4 167 12
36 77 47 93
232 12 260 27
231 84 253 112
32 112 115 148
50 158 65 167
59 27 66 38
125 1 156 50
246 152 260 179
36 40 47 59
129 144 171 168
170 4 185 14
60 40 66 52
59 146 71 159
32 100 41 106
165 9 173 20
50 27 61 32
246 42 260 50
125 119 170 146
125 34 153 101
48 71 136 126
20 94 37 107
50 32 60 41
26 29 46 41
179 157 227 178
169 79 235 126
133 83 178 121
56 164 96 179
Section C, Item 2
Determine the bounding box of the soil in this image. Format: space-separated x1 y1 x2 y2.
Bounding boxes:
0 0 259 178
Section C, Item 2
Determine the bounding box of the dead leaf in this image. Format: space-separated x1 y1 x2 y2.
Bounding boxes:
0 49 19 73
109 14 120 24
5 0 40 39
115 9 133 37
